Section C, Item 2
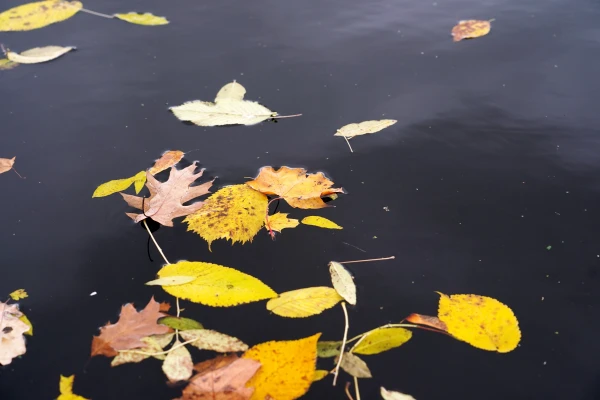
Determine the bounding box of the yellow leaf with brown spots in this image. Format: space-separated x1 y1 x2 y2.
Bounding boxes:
352 327 412 355
242 333 320 400
437 293 521 352
0 1 82 32
266 212 299 232
451 19 492 42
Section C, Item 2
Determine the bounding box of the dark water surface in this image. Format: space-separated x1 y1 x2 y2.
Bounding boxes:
1 0 600 398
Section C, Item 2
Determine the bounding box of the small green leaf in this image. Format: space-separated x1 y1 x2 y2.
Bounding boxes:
158 317 204 331
317 340 342 358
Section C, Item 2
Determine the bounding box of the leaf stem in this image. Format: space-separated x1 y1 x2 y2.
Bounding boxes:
126 337 196 356
354 376 361 400
78 7 115 19
344 382 355 400
273 113 303 119
143 220 170 264
338 256 395 264
343 136 354 153
332 302 349 387
265 197 282 240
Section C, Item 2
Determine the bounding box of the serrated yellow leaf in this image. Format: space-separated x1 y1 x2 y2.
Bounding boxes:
184 185 267 249
437 293 521 352
157 261 277 307
243 333 320 400
92 171 145 198
0 1 82 32
352 327 412 355
329 261 356 305
19 314 33 336
267 212 299 232
132 170 146 194
266 287 343 318
313 370 329 382
302 216 343 229
58 375 89 400
7 46 74 64
9 289 28 300
145 276 197 286
114 12 169 26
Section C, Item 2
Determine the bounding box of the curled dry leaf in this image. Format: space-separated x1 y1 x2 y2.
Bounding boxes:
180 329 249 352
148 150 185 175
156 261 277 307
381 387 417 400
57 375 89 400
114 12 169 26
121 163 213 227
335 120 397 139
9 289 28 300
0 1 82 32
404 313 448 331
451 19 492 42
352 327 412 355
7 46 75 64
328 261 356 305
0 157 16 174
158 317 204 331
162 340 194 382
0 302 29 366
92 171 145 198
184 184 268 249
246 166 344 209
267 212 299 232
242 333 320 400
266 287 343 318
338 352 372 378
437 293 521 352
302 216 343 229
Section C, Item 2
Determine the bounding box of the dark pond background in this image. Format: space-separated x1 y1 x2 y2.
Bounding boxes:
1 0 600 398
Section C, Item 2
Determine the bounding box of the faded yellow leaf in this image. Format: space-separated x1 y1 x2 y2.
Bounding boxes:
313 370 329 382
243 333 320 400
180 329 248 352
114 12 169 26
451 19 492 42
339 352 372 378
0 302 28 366
9 289 28 300
352 327 412 355
162 340 193 382
0 58 18 70
266 287 343 318
0 157 16 174
437 293 521 352
57 375 89 400
334 119 397 139
7 45 74 64
92 171 145 198
0 1 82 32
19 314 33 336
302 216 343 229
157 261 277 307
184 184 267 249
267 212 299 232
328 261 356 305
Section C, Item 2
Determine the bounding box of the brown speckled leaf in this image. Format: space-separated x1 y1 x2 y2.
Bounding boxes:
162 340 193 382
180 329 248 353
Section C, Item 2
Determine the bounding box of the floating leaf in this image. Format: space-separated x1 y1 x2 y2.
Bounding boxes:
243 333 320 400
267 212 299 232
184 184 267 249
267 287 343 318
313 370 329 382
404 313 448 331
7 45 75 64
170 81 277 126
352 327 412 355
0 157 16 175
158 317 203 331
0 302 28 366
92 171 145 198
328 261 356 305
437 293 521 352
162 340 193 382
180 329 248 352
114 12 168 26
246 166 344 209
91 297 171 357
302 216 343 229
111 334 174 366
9 289 28 300
338 352 372 378
451 19 492 42
146 276 197 286
0 1 82 32
317 341 342 358
20 314 33 336
148 150 185 175
335 119 397 139
57 375 89 400
0 59 18 70
121 163 213 226
381 387 417 400
156 261 277 307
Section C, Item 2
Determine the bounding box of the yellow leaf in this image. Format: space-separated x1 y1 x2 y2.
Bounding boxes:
329 262 356 305
9 289 28 300
451 19 492 42
114 12 169 26
145 276 197 286
437 293 521 352
92 171 145 198
132 170 146 194
352 327 412 355
301 216 343 229
57 375 89 400
7 45 74 64
334 119 397 139
313 370 329 382
19 314 33 336
184 185 267 249
0 58 19 70
0 1 82 32
156 261 277 307
267 212 299 232
266 287 343 318
243 333 320 400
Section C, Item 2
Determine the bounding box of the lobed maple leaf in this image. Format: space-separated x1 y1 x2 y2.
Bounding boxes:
91 297 172 357
121 162 214 227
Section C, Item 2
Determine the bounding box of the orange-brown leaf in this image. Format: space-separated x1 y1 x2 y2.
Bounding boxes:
121 162 214 227
91 297 172 357
405 313 448 331
176 354 260 400
246 166 344 209
149 150 185 175
451 20 492 42
0 157 15 174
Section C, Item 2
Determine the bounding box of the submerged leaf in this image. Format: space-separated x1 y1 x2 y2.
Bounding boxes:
158 317 204 331
9 289 28 300
0 59 18 70
328 261 356 305
243 333 320 400
180 329 248 352
184 184 267 249
57 375 89 400
339 352 372 378
381 387 417 400
162 340 193 382
0 1 82 32
267 212 299 232
352 327 412 355
302 216 343 229
7 46 75 64
317 341 342 358
92 171 145 198
335 119 397 139
156 261 277 307
0 302 28 366
266 287 343 318
114 12 168 26
451 19 492 42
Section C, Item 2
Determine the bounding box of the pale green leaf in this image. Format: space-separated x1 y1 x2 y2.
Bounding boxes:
339 352 372 378
7 46 75 64
317 341 342 358
158 317 203 331
328 261 356 305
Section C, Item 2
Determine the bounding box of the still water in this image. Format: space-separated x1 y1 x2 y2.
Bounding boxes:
1 0 599 398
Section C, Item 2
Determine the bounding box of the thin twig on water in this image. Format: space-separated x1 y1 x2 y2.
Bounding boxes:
143 220 170 264
354 376 361 400
338 256 395 264
78 8 114 19
332 302 349 386
343 136 354 153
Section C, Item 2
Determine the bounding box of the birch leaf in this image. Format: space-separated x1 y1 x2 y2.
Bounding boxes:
92 171 145 198
352 327 412 355
328 261 356 305
0 157 15 174
180 329 248 352
267 212 299 232
114 12 169 26
339 352 372 378
57 375 89 400
146 276 197 286
170 81 277 126
335 120 397 139
381 387 417 400
7 46 75 64
156 261 277 307
266 287 343 318
302 216 343 229
162 340 193 382
451 20 492 42
0 59 18 70
0 1 82 32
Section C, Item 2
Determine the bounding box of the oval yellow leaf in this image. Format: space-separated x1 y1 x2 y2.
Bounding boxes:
146 276 197 286
92 171 145 198
334 119 397 139
157 261 277 307
437 293 521 352
301 216 343 229
0 1 82 32
313 370 329 382
243 333 320 400
114 12 169 26
7 46 74 64
328 261 356 305
352 327 412 355
266 287 343 318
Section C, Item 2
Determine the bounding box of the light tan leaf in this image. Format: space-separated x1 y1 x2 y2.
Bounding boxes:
162 340 193 382
146 276 197 286
114 12 169 26
328 261 356 305
381 387 417 400
7 46 75 64
0 1 82 32
267 212 299 232
180 329 248 352
338 352 372 378
335 119 397 139
0 302 28 366
148 150 185 175
451 19 492 42
266 287 343 318
0 157 15 174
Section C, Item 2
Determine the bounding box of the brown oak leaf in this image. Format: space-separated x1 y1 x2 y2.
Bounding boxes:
121 162 214 227
91 297 172 357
